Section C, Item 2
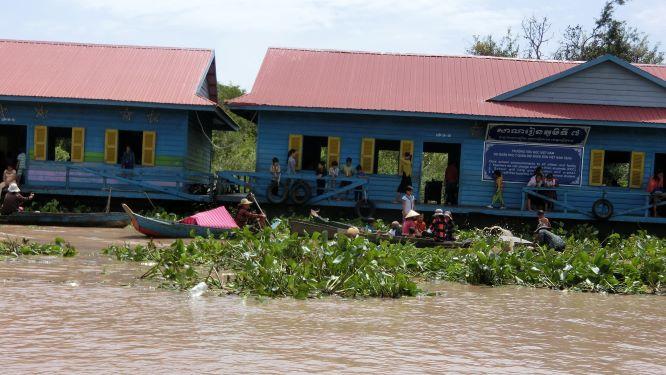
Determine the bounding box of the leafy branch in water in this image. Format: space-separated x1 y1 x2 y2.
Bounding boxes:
0 237 76 257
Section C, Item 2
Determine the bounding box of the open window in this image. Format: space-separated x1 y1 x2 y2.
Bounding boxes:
301 135 327 171
589 149 645 188
374 139 400 175
117 130 143 166
47 127 72 162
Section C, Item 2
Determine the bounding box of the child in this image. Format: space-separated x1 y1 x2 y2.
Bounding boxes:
354 165 366 201
543 173 558 211
388 221 402 237
328 160 339 197
341 157 354 199
536 210 551 229
527 173 544 211
415 214 427 235
315 161 326 196
487 170 505 209
429 209 446 241
270 157 281 195
443 211 456 241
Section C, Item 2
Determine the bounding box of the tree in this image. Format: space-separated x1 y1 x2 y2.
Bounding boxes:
522 15 552 59
467 28 519 58
211 83 257 172
554 0 664 63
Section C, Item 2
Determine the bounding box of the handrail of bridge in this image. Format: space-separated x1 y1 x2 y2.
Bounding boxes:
217 171 369 204
65 164 213 202
522 186 663 218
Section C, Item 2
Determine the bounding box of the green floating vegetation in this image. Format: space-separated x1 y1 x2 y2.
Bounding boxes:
102 226 665 298
0 237 77 257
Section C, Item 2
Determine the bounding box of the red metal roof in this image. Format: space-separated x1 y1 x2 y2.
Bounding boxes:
230 48 666 124
0 39 216 107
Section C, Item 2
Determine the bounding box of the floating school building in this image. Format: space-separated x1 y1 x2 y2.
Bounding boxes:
0 39 237 201
226 48 666 223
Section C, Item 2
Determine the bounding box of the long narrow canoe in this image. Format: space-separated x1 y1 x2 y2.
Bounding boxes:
0 211 129 228
122 204 233 238
289 219 471 248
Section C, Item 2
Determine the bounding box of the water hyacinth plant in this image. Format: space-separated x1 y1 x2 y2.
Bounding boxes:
0 237 77 257
102 224 664 297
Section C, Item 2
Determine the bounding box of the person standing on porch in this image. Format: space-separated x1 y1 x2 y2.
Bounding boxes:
487 170 505 209
444 161 458 205
647 170 664 217
286 149 297 175
402 185 416 220
328 160 339 198
395 152 413 202
16 149 26 185
0 164 17 191
341 157 354 199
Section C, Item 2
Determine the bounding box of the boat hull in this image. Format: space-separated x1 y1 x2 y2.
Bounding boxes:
0 212 130 228
122 204 232 238
289 219 470 248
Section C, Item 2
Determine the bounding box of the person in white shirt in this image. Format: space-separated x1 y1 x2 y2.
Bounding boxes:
401 185 415 220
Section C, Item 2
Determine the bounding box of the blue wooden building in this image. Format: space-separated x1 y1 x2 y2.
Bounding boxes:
225 48 666 224
0 39 236 201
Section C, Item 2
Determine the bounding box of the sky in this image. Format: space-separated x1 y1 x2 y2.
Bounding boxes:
2 0 665 90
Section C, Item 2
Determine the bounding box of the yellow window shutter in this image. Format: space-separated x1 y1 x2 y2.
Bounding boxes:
70 127 85 162
629 151 645 189
588 149 605 186
360 138 375 173
33 125 47 161
104 129 118 164
142 131 156 166
288 134 303 170
399 140 414 175
327 137 341 168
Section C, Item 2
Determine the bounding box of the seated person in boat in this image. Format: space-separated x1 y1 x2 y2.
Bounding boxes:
346 226 360 239
534 225 565 252
429 209 456 241
235 198 266 228
414 214 427 235
443 211 456 241
364 217 378 233
402 210 421 236
388 221 401 237
1 183 33 215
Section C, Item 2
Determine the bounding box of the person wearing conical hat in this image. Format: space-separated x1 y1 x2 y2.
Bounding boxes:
402 209 421 236
1 183 34 215
346 226 360 238
235 197 266 228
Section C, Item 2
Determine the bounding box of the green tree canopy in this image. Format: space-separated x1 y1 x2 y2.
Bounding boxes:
467 28 519 58
554 0 663 63
211 83 257 172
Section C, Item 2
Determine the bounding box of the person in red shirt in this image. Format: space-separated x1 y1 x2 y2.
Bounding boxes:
647 171 664 217
444 161 459 205
235 198 266 228
402 210 421 236
414 214 427 236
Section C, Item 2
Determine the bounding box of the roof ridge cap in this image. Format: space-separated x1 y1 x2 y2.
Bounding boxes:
266 47 585 64
0 38 213 52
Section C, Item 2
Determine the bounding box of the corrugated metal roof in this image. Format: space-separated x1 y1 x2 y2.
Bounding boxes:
229 48 666 124
0 39 216 107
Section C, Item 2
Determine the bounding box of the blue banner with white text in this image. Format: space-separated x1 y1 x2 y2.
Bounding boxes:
482 143 583 185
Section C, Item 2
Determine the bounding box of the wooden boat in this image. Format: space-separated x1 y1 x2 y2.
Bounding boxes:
0 211 129 228
122 204 235 238
289 219 471 248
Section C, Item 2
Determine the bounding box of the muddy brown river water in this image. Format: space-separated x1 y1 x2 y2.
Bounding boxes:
0 226 664 374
